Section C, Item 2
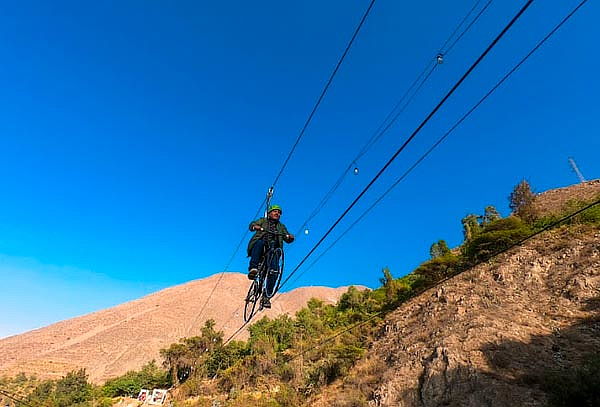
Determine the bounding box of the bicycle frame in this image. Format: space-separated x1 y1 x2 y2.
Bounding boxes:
243 234 285 322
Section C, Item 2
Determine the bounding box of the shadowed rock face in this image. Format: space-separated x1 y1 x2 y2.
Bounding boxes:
312 226 600 407
0 273 355 383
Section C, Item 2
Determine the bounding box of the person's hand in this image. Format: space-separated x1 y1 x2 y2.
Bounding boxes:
286 234 295 241
252 225 263 231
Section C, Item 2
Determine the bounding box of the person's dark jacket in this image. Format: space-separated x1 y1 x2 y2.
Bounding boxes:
247 218 293 256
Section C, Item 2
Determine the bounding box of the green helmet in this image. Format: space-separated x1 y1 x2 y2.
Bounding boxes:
268 204 282 213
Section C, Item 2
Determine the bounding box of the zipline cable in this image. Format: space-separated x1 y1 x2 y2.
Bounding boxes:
296 0 493 236
296 60 437 235
279 0 536 292
0 388 37 407
286 196 600 362
284 0 587 289
444 0 494 56
270 0 377 190
223 0 534 344
439 0 483 52
220 0 494 329
197 1 377 328
192 197 266 332
223 320 251 345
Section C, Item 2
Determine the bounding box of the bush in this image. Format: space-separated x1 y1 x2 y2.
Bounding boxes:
306 344 364 388
533 198 600 231
562 198 600 225
25 369 94 407
204 340 249 377
429 240 451 258
413 253 461 288
273 383 302 407
462 217 531 264
331 389 369 407
543 353 600 406
102 361 170 397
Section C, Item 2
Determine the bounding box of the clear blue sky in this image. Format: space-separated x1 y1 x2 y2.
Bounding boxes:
1 0 598 338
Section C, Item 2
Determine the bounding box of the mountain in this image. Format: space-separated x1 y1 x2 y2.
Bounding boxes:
0 273 354 383
311 181 600 406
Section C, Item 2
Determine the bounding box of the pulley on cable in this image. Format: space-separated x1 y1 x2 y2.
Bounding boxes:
265 186 274 217
352 162 359 175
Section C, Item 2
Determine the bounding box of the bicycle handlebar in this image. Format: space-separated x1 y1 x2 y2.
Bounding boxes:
253 228 287 236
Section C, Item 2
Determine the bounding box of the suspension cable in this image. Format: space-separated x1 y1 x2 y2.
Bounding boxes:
223 0 533 344
283 0 587 289
0 388 37 407
270 0 377 190
287 196 600 362
439 0 483 53
192 197 266 332
296 0 494 236
279 0 536 292
444 0 493 56
197 1 377 328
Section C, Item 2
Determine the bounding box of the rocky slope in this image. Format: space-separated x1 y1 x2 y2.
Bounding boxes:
312 225 599 407
309 180 600 407
532 179 600 216
0 273 352 383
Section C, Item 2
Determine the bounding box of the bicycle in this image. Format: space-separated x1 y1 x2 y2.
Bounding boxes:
244 230 285 322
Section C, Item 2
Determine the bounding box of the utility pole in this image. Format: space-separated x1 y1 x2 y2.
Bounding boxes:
568 157 586 183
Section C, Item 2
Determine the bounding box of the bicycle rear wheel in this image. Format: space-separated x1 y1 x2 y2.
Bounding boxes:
244 280 260 322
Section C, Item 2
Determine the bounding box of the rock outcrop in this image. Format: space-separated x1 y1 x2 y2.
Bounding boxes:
314 226 599 406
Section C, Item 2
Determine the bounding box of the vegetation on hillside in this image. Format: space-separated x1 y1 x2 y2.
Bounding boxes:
155 181 599 406
1 181 598 407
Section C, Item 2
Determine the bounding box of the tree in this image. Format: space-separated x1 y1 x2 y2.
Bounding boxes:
461 214 481 241
509 180 536 222
160 342 189 384
338 285 363 312
429 240 451 258
54 369 92 407
482 206 501 226
378 268 410 307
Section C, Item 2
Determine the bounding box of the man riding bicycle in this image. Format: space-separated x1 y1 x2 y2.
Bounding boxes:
247 204 294 308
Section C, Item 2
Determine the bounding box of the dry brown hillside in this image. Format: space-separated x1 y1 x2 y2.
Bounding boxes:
312 226 599 407
0 273 352 383
531 179 600 216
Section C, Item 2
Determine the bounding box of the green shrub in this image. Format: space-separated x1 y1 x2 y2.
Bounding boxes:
462 217 531 264
543 353 600 406
204 340 249 377
534 197 600 230
562 198 600 225
38 369 93 407
102 361 169 397
248 315 296 354
413 253 461 288
273 383 302 407
306 344 364 388
429 240 451 258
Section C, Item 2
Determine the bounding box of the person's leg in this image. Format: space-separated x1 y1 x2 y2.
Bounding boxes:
248 239 265 279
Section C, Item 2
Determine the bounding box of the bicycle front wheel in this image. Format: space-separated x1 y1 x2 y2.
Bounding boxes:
244 280 260 322
264 248 284 298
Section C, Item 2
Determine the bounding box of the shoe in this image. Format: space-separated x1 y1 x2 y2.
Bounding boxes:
248 268 258 280
261 298 271 309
